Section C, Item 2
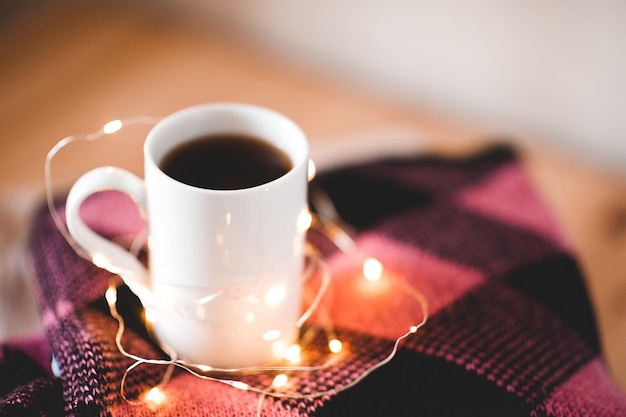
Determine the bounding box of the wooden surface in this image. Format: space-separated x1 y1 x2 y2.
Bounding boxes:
1 2 626 391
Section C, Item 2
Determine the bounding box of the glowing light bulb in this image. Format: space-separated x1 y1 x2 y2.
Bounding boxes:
284 344 301 364
105 286 117 306
232 381 249 391
308 159 317 181
272 374 289 388
92 253 109 269
144 308 158 324
103 119 123 134
329 339 343 354
263 329 281 341
297 209 313 231
362 257 383 282
144 387 166 405
409 325 418 333
198 364 213 372
272 341 287 358
265 285 286 306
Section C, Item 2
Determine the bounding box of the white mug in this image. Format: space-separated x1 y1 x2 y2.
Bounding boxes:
65 103 309 368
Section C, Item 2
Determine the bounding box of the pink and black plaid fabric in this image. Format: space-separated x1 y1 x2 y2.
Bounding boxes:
2 146 626 416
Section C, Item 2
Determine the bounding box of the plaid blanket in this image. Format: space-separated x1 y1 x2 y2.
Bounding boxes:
2 145 625 416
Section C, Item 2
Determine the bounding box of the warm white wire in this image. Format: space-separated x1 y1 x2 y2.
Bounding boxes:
45 116 430 413
44 116 160 261
107 256 428 403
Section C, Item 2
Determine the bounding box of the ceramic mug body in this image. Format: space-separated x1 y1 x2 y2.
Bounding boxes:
65 103 309 368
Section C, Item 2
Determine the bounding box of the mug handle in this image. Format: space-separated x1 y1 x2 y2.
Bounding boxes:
65 167 151 294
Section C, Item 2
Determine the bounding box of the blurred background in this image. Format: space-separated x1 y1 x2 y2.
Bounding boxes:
171 0 626 173
1 0 626 390
1 0 625 185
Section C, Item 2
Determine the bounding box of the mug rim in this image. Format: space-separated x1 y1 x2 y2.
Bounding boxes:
144 102 309 194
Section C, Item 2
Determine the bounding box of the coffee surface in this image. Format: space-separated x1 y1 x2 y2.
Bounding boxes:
160 134 292 190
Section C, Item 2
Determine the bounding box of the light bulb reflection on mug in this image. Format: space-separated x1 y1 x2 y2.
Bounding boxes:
263 329 282 341
272 374 289 389
264 285 286 306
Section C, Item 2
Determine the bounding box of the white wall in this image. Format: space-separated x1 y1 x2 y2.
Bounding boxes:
171 0 626 173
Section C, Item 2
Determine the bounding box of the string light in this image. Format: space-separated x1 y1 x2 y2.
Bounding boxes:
231 381 249 391
92 253 109 270
45 116 160 265
105 249 428 409
362 257 383 282
272 374 289 389
297 209 313 231
46 119 429 412
105 286 118 306
309 186 385 284
103 119 123 134
272 341 287 358
144 307 158 324
264 285 287 306
144 387 166 405
101 245 429 417
197 364 213 372
283 344 302 364
328 339 343 354
105 190 424 409
308 159 317 182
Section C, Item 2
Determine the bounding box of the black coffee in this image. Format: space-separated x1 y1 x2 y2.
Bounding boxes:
160 133 293 190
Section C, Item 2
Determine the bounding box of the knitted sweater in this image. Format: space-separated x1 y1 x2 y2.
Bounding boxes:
2 146 625 416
